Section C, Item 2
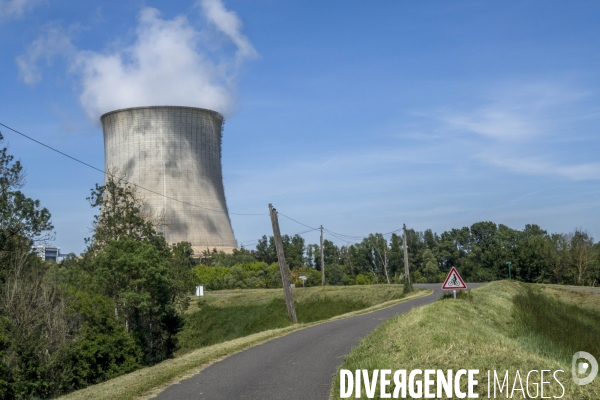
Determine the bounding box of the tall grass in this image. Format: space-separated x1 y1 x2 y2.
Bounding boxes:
177 299 291 351
330 281 600 399
513 287 600 364
178 285 406 354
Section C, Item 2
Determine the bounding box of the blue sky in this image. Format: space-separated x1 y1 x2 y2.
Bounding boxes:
1 0 599 254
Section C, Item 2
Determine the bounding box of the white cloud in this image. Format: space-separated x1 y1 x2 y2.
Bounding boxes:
0 0 42 19
443 108 538 141
16 24 75 84
17 0 256 122
432 83 600 181
198 0 257 60
439 83 589 142
479 153 600 181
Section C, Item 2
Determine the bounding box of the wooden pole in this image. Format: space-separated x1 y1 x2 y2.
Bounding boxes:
320 225 325 286
269 204 298 323
403 223 411 286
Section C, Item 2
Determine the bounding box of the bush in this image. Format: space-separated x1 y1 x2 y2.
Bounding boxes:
326 263 345 285
193 262 284 290
90 238 181 365
57 291 141 393
355 273 373 285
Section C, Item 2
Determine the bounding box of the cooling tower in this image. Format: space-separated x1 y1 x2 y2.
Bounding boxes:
100 106 237 254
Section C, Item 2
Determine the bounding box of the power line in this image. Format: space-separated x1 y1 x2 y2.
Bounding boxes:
382 227 404 237
323 230 360 245
277 212 318 230
323 228 364 240
239 227 319 248
0 122 267 216
276 208 404 244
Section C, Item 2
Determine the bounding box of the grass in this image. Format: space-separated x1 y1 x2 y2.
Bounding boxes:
58 285 429 400
177 285 410 353
513 286 600 367
330 281 600 399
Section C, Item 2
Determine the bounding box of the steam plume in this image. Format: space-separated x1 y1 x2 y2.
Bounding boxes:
17 0 256 121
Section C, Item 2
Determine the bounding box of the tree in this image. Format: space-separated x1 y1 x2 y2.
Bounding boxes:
86 169 164 253
367 234 390 284
323 239 340 266
255 235 277 264
0 135 53 274
568 230 596 285
422 249 440 283
255 234 305 269
90 238 180 365
282 234 305 269
84 173 189 364
169 242 197 314
388 233 403 278
326 263 345 285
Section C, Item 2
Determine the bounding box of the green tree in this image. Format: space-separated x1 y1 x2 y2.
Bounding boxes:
283 234 305 269
90 238 180 365
86 170 165 253
326 263 345 285
169 242 197 314
366 233 390 284
255 235 277 264
422 249 440 283
568 230 596 285
57 290 140 392
0 135 53 275
388 233 403 278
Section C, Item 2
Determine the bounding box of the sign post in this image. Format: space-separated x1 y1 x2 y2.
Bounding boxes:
441 267 467 299
300 276 307 288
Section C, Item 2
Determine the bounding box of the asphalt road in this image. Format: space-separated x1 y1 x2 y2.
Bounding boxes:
155 283 484 400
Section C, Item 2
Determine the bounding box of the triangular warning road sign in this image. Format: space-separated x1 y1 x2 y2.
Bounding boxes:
442 267 467 290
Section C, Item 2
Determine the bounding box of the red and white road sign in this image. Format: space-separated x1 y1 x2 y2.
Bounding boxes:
441 267 467 290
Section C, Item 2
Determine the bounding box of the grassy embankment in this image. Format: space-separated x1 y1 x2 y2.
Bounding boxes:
177 284 412 354
59 285 429 400
331 281 600 399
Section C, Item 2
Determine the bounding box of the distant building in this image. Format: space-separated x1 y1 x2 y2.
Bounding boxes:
33 246 65 262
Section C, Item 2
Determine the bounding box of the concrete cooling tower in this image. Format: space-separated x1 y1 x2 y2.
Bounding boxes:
100 106 237 254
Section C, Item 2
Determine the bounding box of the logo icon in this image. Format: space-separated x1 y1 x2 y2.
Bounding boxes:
572 351 598 385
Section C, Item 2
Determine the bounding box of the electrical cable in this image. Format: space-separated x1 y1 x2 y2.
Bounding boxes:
322 228 364 239
277 212 318 230
0 122 267 216
239 227 319 248
323 230 360 245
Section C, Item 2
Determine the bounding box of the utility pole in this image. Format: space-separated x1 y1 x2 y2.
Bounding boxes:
269 204 298 323
320 225 325 286
384 246 390 284
403 223 411 290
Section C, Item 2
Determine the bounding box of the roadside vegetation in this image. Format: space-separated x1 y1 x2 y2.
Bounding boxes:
59 288 428 400
177 285 408 353
330 281 600 399
1 130 599 398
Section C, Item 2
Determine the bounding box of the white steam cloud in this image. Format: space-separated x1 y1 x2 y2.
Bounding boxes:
16 24 76 84
0 0 42 19
17 0 256 121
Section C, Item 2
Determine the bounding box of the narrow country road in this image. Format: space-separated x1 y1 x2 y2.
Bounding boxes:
155 283 484 400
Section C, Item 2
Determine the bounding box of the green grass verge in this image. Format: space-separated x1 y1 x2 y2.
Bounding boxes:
58 286 429 400
177 285 409 353
330 281 600 399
